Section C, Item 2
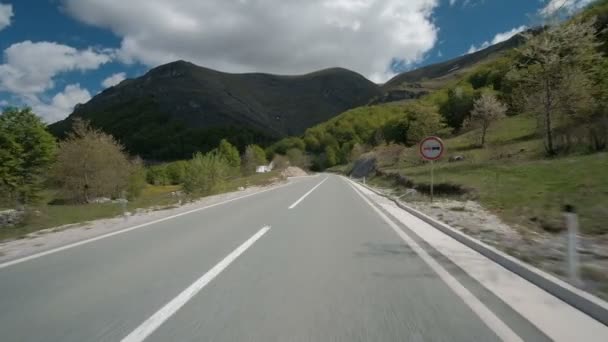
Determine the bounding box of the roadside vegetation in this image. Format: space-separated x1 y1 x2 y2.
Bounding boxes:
266 3 608 237
0 109 297 241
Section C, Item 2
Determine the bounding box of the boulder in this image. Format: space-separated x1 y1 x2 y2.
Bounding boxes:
0 209 24 227
350 154 377 178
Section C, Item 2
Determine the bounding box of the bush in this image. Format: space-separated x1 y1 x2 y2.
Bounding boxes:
217 139 241 169
182 152 230 195
242 144 268 174
127 158 147 199
146 165 170 185
166 160 188 184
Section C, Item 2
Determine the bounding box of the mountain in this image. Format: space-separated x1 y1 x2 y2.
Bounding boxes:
382 32 529 91
49 61 382 160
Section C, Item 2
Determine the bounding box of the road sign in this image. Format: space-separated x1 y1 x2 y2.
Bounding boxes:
419 136 445 203
419 136 445 161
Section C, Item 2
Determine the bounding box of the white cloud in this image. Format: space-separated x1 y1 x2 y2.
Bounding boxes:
30 84 91 123
101 72 126 88
0 3 13 31
540 0 594 16
467 25 527 54
63 0 439 82
0 99 7 106
0 41 111 95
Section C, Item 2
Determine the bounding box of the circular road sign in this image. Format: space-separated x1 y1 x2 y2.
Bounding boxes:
419 136 445 161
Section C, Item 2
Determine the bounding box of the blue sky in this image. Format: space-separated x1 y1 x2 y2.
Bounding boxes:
0 0 595 122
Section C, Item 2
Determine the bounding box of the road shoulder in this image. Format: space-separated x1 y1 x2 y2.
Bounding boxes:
0 180 294 265
348 178 608 342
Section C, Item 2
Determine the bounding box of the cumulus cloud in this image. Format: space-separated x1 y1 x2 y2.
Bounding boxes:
63 0 439 82
540 0 594 16
467 25 527 54
30 84 91 123
101 72 126 88
0 41 111 95
0 3 13 31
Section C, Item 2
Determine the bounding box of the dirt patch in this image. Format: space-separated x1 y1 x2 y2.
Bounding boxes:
281 167 308 177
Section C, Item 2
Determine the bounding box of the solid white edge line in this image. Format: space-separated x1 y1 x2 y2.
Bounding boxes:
288 177 328 209
0 182 291 270
121 225 271 342
346 180 523 342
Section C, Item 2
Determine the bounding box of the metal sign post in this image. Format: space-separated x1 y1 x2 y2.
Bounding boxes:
564 204 581 286
430 160 435 203
419 136 445 203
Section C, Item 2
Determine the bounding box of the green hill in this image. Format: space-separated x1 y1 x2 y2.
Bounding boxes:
49 61 382 160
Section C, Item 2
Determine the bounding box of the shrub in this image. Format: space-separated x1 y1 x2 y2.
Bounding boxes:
182 151 230 195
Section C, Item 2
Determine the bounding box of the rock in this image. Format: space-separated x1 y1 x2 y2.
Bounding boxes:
0 209 24 227
89 197 111 204
238 186 245 191
402 189 418 197
449 155 465 162
350 154 377 178
281 167 308 177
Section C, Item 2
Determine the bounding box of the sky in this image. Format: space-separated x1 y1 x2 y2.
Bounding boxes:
0 0 597 123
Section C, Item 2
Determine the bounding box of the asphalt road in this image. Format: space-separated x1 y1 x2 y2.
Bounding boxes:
0 174 574 341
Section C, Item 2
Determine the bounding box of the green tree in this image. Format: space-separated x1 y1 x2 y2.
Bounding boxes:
466 93 507 147
439 83 476 130
217 139 241 169
127 158 147 199
404 102 445 145
146 165 170 185
242 144 268 174
183 151 230 195
508 18 602 155
0 107 56 205
325 145 338 167
166 161 189 184
52 120 136 203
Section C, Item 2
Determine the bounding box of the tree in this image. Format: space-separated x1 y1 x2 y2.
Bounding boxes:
127 157 147 199
217 139 241 169
439 83 476 130
52 119 136 203
508 18 602 155
183 151 230 195
466 93 507 147
242 144 268 174
286 148 310 169
0 107 56 205
325 145 338 167
404 102 445 144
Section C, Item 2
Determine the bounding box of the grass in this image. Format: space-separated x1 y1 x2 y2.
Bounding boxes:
0 171 285 242
369 115 608 235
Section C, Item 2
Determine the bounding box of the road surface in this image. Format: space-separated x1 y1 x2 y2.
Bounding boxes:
0 174 604 341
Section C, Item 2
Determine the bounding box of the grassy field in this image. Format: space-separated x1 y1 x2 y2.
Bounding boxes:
0 171 285 242
372 115 608 235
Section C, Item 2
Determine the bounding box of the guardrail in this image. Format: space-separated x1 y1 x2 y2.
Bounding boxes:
350 177 608 327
